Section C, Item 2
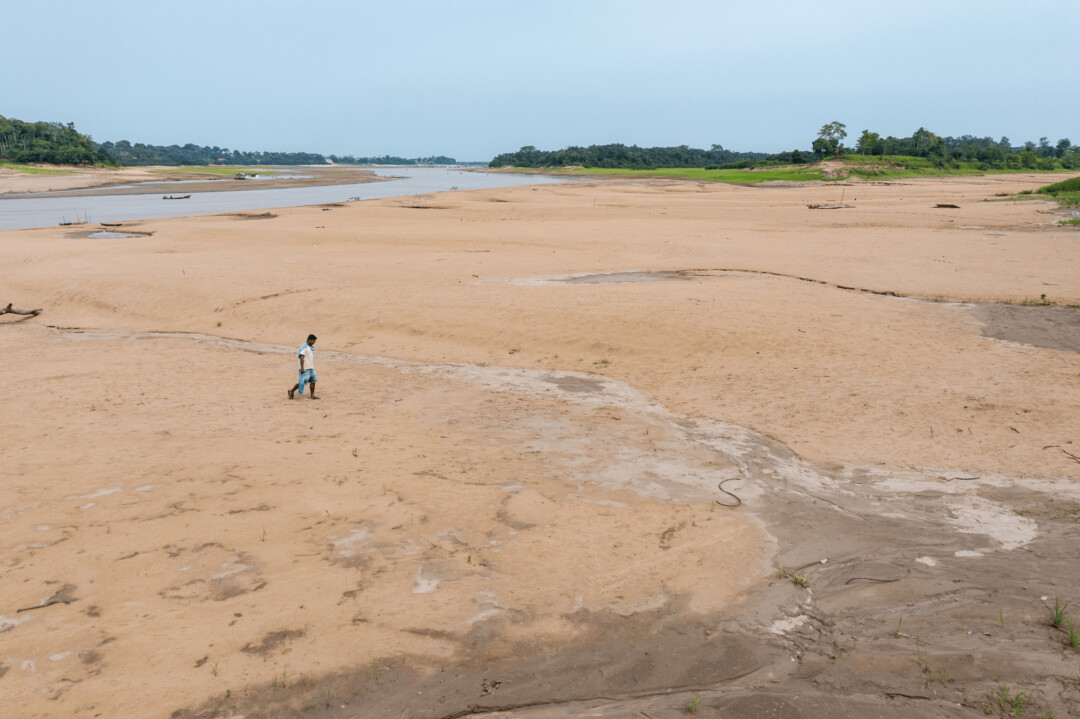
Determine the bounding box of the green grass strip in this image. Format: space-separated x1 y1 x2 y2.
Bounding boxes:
564 166 824 184
0 161 75 175
1037 176 1080 194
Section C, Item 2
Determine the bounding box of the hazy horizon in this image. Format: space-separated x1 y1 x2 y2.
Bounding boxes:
5 0 1077 161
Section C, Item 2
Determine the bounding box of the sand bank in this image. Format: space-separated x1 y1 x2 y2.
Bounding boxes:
0 164 382 197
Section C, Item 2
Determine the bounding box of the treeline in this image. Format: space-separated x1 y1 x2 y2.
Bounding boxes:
489 144 768 169
98 140 327 166
492 131 1080 172
328 154 465 165
0 115 115 165
98 142 466 167
848 128 1079 170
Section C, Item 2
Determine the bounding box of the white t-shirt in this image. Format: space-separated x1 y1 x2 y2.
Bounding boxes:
298 344 315 372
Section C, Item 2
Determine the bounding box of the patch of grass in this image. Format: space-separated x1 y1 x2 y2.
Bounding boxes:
1037 176 1080 194
1067 621 1080 651
0 161 74 175
916 640 950 687
1052 192 1080 208
1021 295 1053 306
1033 177 1080 210
992 684 1032 717
984 192 1038 202
566 166 825 184
1060 218 1080 226
1047 598 1071 629
687 696 701 712
778 568 811 588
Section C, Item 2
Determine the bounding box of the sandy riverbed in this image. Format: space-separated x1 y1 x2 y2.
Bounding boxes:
2 172 1079 718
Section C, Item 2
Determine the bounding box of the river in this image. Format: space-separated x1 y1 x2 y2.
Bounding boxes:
0 167 574 231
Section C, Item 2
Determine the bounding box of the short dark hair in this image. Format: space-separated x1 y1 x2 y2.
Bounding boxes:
307 334 317 342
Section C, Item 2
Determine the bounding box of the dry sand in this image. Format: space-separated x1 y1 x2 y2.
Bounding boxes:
2 172 1080 718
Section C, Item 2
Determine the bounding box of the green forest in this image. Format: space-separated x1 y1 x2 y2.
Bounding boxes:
814 122 1079 171
0 115 115 165
1 114 464 167
95 141 465 167
489 144 769 169
490 125 1079 172
98 140 327 166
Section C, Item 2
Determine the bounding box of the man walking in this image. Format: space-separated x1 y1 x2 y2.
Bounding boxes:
289 334 319 400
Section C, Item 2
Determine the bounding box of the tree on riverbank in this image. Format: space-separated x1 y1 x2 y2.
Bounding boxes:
813 121 847 158
0 115 114 166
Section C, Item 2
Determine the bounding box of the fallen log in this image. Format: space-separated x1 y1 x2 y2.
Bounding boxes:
1 303 42 316
807 203 854 209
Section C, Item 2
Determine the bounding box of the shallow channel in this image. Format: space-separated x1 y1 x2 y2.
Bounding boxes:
0 167 576 231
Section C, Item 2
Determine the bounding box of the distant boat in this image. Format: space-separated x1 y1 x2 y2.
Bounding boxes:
162 194 191 200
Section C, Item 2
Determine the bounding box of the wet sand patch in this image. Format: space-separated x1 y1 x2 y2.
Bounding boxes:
561 270 695 284
224 211 278 220
969 303 1080 352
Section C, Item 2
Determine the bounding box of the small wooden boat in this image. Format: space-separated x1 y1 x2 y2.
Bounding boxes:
163 194 191 200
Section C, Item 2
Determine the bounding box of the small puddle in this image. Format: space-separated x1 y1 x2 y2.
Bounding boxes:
504 270 702 286
86 231 148 239
561 271 694 284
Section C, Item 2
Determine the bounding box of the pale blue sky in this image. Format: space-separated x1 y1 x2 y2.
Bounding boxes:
7 0 1077 161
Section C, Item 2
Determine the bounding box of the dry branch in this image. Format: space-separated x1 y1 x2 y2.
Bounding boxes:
1 303 42 316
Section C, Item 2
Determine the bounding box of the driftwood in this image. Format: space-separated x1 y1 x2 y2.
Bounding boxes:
807 203 854 210
1 303 42 317
934 203 961 208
